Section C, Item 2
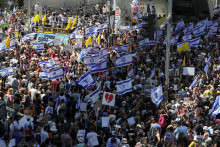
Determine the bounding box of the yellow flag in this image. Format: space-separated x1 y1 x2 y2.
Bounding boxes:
97 33 101 45
72 16 77 27
85 36 92 47
42 13 47 25
126 42 132 54
182 56 186 66
65 18 72 30
5 36 10 48
158 16 167 26
126 35 129 43
177 41 189 52
15 32 19 37
120 38 123 45
32 14 40 23
26 22 28 27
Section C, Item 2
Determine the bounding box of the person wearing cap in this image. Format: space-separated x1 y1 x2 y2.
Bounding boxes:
121 138 129 147
202 126 209 142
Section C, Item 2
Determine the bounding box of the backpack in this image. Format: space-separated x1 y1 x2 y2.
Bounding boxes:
158 114 166 128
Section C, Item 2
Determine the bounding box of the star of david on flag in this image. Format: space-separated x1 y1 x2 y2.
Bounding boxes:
151 85 163 107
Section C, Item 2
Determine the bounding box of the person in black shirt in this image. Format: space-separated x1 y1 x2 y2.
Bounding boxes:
186 129 194 146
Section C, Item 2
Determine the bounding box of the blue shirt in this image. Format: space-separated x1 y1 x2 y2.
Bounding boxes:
12 132 24 145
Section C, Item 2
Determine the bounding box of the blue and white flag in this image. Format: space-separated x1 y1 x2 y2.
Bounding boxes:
23 33 37 41
33 42 44 51
46 58 56 69
102 22 108 30
76 97 81 109
210 20 218 35
38 61 48 68
13 7 16 15
0 42 6 53
209 96 220 118
47 67 64 80
70 28 81 40
113 44 129 54
189 37 200 47
77 48 90 62
87 47 99 55
85 26 97 37
193 25 205 36
196 18 208 27
95 24 104 33
0 67 14 77
182 33 192 41
151 85 163 107
9 38 15 49
204 57 211 74
99 48 108 61
127 69 133 77
89 83 101 103
39 72 48 79
189 74 198 90
205 20 213 29
147 41 158 46
116 78 132 95
116 53 132 68
134 21 145 30
183 23 194 34
84 55 100 66
90 60 107 73
133 12 142 20
76 71 95 89
139 38 149 48
148 67 156 82
132 0 139 5
175 19 185 31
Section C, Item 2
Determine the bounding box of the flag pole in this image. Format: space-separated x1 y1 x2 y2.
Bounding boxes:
164 0 173 103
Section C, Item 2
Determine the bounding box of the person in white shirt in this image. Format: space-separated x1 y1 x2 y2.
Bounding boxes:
86 126 99 147
23 117 34 131
41 126 49 143
29 85 37 101
35 2 40 14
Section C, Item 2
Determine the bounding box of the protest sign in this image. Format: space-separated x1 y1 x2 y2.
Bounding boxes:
37 33 69 45
102 117 109 127
183 67 195 76
102 92 116 107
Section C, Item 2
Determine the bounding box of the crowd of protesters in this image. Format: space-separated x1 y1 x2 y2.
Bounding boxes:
0 1 219 147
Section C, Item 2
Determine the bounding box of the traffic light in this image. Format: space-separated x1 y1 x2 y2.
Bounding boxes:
142 14 155 40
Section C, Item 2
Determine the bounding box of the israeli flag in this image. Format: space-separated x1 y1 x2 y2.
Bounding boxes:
87 47 99 55
193 25 205 36
182 33 192 41
0 67 14 77
148 67 156 82
9 38 15 49
95 24 104 33
76 97 81 109
84 55 100 66
147 41 158 46
70 28 81 40
33 42 44 51
211 20 218 35
139 38 149 48
39 72 48 79
113 44 129 54
99 48 108 61
102 22 108 30
23 33 37 41
46 58 56 69
134 21 145 30
209 96 220 118
127 69 133 77
189 74 198 90
38 62 48 68
116 53 132 68
170 37 175 45
175 19 185 31
13 7 16 15
183 23 194 34
205 20 213 29
204 57 211 74
85 26 97 37
89 84 101 103
116 78 132 95
90 60 107 73
151 85 163 107
189 37 200 47
132 0 139 5
133 12 142 20
47 67 64 80
158 29 163 38
77 48 90 62
0 42 6 53
196 18 208 27
76 71 95 89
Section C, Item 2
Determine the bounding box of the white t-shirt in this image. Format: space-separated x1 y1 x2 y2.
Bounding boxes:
30 88 37 101
86 132 98 146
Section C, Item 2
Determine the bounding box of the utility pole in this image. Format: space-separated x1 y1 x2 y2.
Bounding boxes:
28 0 31 33
164 0 173 103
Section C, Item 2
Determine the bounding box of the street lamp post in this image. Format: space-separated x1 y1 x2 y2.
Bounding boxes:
164 0 173 103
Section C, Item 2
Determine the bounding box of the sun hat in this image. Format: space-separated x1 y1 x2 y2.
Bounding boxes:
50 126 57 132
